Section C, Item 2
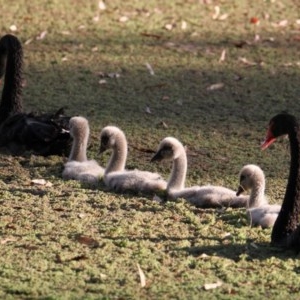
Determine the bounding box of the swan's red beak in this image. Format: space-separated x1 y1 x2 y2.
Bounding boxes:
261 128 276 150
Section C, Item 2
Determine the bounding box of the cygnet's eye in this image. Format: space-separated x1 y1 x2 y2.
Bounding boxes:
101 135 109 146
161 145 173 157
240 174 246 182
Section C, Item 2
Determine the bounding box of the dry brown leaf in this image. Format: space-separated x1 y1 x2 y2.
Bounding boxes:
108 73 120 78
161 121 168 128
119 16 129 22
31 179 46 185
238 57 257 66
278 20 288 27
61 30 71 35
99 79 107 84
24 38 33 45
219 14 229 20
212 6 220 19
200 253 209 258
55 253 63 263
78 213 86 219
75 235 99 248
222 232 231 239
145 62 155 75
181 21 187 30
140 32 162 39
145 106 152 114
137 263 146 287
93 15 100 22
206 83 224 91
250 17 259 25
219 49 226 62
1 237 17 244
98 0 106 10
165 24 173 30
70 254 88 261
204 281 223 290
9 25 17 32
153 194 163 203
36 31 47 40
31 179 53 187
250 242 258 249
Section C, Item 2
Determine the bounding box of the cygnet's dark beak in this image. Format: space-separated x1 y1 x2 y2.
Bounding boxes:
99 144 107 154
236 185 245 196
151 150 163 162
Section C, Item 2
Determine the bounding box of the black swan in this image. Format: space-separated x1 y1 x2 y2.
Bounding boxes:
0 34 71 156
262 113 300 248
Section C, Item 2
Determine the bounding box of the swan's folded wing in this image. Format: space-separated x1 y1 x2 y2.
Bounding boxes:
0 113 71 156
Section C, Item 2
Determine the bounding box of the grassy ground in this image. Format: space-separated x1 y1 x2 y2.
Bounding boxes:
1 0 300 298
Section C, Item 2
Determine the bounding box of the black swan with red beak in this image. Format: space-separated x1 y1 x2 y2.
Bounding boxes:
0 34 72 156
262 113 300 249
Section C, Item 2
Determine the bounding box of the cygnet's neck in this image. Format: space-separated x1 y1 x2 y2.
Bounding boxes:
69 128 89 162
168 146 187 192
248 177 266 208
105 132 127 174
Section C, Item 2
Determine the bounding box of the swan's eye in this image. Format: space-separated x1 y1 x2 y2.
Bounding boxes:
240 175 246 182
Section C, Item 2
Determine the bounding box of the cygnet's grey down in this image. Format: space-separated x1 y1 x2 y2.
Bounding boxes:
151 137 249 208
62 116 104 185
99 126 167 193
237 164 281 228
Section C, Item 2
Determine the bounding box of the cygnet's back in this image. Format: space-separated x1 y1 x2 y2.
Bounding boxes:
62 116 104 185
99 126 167 193
151 137 249 208
247 204 281 228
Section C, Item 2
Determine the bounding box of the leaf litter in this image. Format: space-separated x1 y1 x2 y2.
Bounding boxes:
203 280 223 290
137 263 146 287
74 234 99 248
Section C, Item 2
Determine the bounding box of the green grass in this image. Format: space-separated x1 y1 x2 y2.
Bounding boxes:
1 0 300 298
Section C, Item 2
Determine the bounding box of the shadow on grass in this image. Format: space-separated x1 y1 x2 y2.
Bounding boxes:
176 241 300 261
21 30 300 133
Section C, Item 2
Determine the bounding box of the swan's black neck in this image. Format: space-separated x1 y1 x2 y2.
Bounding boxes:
271 121 300 248
0 35 23 123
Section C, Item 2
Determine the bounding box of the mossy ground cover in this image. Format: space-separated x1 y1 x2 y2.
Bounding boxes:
0 0 300 299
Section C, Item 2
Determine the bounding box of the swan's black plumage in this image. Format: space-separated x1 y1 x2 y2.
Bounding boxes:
262 113 300 249
0 34 71 156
